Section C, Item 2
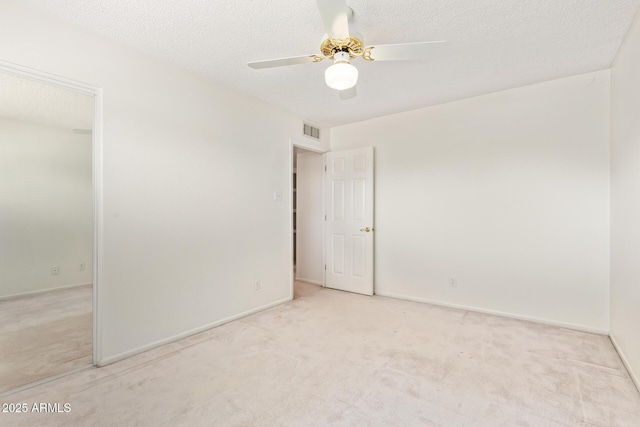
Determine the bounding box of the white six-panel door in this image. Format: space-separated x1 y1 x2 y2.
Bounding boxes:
325 147 374 295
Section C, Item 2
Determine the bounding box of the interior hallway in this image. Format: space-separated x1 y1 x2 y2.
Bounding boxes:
0 285 92 394
1 281 638 426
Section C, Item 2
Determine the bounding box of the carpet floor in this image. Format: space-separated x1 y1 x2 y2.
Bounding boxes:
0 285 92 394
1 281 638 426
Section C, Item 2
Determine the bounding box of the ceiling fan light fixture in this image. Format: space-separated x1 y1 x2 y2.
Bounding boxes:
325 51 358 90
247 1 448 101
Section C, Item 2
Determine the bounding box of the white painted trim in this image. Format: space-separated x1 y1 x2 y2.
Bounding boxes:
99 296 292 367
322 154 326 287
290 137 326 154
0 282 92 301
93 88 104 366
610 334 640 394
0 60 103 367
0 60 99 95
289 141 294 301
375 291 610 335
295 278 324 286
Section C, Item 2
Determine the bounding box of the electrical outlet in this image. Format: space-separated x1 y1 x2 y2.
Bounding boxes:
51 266 59 275
79 261 86 271
449 278 457 287
255 280 261 291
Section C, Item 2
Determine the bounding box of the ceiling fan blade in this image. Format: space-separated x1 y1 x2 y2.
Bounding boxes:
338 86 357 101
316 0 350 40
365 41 447 61
248 54 320 70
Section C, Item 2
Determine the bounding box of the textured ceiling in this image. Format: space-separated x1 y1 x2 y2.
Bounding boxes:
0 73 93 130
20 0 640 127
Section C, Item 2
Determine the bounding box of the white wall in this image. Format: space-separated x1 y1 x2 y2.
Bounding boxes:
0 118 93 297
295 152 324 285
611 9 640 388
0 1 328 363
331 71 611 332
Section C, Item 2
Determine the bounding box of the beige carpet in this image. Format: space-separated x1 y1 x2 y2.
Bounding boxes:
0 285 92 394
1 281 639 426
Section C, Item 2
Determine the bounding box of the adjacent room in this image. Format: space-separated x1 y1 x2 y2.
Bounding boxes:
0 0 639 425
0 74 94 393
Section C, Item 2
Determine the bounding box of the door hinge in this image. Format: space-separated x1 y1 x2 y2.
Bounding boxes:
324 165 327 172
325 264 327 270
324 215 327 220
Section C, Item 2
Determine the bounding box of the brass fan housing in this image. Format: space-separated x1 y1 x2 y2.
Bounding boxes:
320 36 365 59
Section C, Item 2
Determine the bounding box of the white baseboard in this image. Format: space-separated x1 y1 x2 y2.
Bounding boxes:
375 291 609 335
0 282 92 301
98 296 292 367
295 277 323 286
610 334 640 394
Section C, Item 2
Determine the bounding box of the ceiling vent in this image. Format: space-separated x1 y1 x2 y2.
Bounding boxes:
303 123 320 139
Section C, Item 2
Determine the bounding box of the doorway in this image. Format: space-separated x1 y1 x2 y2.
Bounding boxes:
291 143 325 299
290 143 376 299
0 62 101 396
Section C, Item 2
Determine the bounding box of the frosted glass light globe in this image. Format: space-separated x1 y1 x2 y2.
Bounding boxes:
325 61 358 90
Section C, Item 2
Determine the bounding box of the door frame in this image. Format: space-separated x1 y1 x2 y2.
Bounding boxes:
0 60 104 365
289 138 327 300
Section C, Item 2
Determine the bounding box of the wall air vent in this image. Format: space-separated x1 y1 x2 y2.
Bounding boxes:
303 123 320 139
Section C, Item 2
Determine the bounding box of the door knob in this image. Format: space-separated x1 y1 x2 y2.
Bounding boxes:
360 227 374 232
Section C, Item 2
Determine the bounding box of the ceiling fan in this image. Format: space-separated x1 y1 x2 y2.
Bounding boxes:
248 0 447 100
